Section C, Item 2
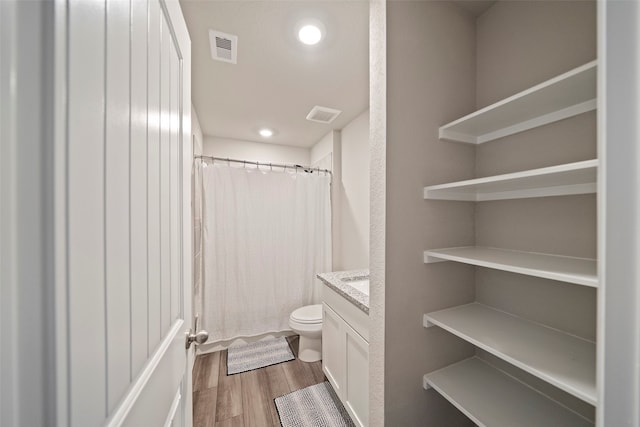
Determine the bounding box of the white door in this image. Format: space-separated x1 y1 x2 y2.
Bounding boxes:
56 0 195 425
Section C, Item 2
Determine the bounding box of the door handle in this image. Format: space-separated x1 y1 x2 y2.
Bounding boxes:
185 314 209 349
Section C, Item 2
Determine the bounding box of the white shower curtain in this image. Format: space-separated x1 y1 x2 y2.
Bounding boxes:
194 160 331 342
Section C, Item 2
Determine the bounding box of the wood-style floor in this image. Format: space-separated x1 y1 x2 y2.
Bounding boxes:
193 336 326 427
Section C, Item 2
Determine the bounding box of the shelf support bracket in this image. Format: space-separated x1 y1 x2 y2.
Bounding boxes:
422 375 433 390
424 252 449 263
423 314 437 328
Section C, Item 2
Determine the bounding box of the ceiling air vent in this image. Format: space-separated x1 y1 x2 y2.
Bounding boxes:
209 30 237 64
306 106 342 124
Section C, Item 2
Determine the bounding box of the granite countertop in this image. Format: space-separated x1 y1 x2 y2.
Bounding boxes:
317 269 370 314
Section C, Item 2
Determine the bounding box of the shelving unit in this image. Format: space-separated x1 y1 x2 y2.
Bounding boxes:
438 61 597 144
423 303 596 404
423 246 597 287
423 357 593 427
423 58 599 425
423 159 597 201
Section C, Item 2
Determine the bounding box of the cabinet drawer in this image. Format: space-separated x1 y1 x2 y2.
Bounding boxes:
322 285 369 341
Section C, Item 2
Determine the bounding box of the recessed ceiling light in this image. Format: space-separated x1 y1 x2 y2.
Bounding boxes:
298 24 323 45
259 128 274 138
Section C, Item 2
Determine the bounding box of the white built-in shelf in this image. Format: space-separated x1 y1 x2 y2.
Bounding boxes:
424 246 597 287
424 303 596 404
439 61 597 144
423 159 598 201
423 357 593 427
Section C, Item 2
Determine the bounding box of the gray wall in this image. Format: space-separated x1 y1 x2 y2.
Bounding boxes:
386 2 476 424
474 4 597 418
474 12 598 413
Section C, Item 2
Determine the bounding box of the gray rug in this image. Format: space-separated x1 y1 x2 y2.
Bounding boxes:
226 337 295 375
275 382 356 427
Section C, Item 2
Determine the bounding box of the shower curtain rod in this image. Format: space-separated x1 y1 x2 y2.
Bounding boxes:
194 155 332 175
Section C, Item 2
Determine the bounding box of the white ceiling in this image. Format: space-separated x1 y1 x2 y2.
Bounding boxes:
180 0 370 148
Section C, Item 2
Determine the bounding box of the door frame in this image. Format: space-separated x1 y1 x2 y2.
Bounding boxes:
173 0 195 422
0 1 59 425
596 1 640 426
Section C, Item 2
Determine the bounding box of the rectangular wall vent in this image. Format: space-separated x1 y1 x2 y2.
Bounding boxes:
209 30 238 64
306 106 342 124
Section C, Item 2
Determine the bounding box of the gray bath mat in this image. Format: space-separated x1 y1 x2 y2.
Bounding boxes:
226 337 295 375
275 382 356 427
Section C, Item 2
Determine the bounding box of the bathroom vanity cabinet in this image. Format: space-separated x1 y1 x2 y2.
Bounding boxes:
321 282 369 427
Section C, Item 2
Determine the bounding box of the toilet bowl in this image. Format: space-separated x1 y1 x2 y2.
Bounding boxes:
289 304 323 362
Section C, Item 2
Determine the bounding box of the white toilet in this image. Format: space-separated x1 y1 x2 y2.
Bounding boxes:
289 304 323 362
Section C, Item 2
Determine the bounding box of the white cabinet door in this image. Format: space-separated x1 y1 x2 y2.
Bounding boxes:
323 303 346 396
345 323 369 427
322 302 369 427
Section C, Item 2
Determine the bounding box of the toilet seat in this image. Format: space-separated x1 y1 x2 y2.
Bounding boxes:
290 304 322 324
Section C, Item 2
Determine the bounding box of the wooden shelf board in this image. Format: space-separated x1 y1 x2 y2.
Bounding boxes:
423 246 598 287
439 61 597 144
424 303 596 404
423 160 597 201
423 357 593 427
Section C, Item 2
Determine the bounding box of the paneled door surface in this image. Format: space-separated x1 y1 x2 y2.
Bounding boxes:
60 0 193 425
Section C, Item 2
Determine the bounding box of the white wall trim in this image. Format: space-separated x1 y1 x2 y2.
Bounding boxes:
368 0 386 424
598 1 640 426
53 0 69 425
